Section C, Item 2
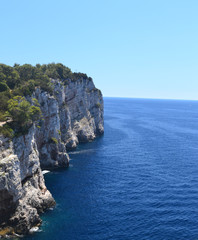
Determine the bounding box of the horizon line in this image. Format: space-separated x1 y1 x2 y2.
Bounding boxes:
103 96 198 101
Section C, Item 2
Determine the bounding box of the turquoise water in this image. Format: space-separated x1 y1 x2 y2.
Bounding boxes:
25 98 198 240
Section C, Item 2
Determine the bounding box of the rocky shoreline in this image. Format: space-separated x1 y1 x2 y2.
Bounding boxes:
0 77 104 237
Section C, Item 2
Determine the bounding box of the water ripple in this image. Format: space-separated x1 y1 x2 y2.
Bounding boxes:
24 98 198 240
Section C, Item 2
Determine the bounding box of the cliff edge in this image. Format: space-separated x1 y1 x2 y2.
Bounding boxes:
0 76 104 236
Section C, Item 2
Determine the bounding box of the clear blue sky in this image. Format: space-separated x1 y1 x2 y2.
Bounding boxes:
1 0 198 100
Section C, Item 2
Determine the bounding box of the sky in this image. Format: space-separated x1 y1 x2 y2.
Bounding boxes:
0 0 198 100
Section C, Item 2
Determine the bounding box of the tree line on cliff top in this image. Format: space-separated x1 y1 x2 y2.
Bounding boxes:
0 63 92 137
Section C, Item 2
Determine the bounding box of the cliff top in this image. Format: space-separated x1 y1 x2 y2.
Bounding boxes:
0 63 93 138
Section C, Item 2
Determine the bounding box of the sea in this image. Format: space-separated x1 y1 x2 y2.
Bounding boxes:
24 97 198 240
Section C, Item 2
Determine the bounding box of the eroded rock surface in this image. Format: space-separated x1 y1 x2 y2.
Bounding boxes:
0 128 55 235
0 77 103 235
34 78 103 168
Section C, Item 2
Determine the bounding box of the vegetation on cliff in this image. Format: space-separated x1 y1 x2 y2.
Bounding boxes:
0 63 92 136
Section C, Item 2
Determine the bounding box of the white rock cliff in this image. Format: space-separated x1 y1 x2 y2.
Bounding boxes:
0 77 104 235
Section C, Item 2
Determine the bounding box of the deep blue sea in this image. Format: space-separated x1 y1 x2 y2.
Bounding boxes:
25 98 198 240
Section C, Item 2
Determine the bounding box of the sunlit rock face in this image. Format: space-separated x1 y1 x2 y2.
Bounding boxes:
34 78 103 167
0 129 55 234
0 77 104 235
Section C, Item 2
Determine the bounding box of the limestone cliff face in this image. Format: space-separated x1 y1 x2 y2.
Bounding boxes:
0 77 104 235
34 78 103 168
0 127 55 235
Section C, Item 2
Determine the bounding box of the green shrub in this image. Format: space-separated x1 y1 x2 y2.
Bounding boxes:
49 137 58 144
6 96 41 127
0 112 6 121
0 82 9 92
95 102 101 108
0 124 14 138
